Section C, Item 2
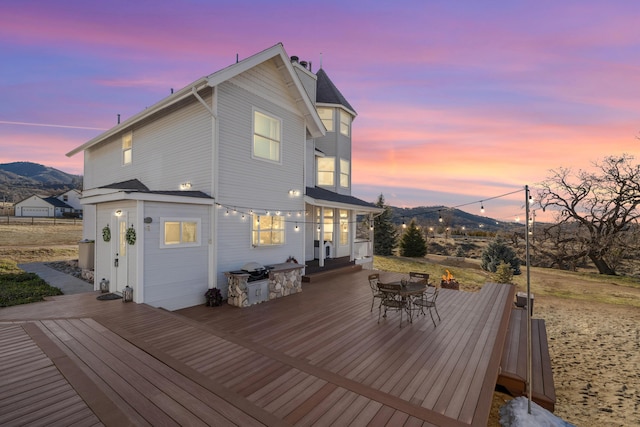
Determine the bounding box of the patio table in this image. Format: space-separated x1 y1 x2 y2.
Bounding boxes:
385 282 428 322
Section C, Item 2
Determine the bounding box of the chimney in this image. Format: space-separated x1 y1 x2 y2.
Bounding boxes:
290 55 299 63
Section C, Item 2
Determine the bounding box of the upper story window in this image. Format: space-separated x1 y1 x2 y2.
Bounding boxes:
252 214 285 246
63 195 69 202
317 157 335 186
253 110 281 162
340 159 350 188
340 110 351 137
317 107 333 132
161 218 201 248
122 132 132 165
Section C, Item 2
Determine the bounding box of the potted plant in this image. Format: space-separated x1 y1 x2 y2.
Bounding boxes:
204 288 223 306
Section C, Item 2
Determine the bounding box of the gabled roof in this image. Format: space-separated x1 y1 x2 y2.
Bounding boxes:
316 69 356 116
100 179 150 192
67 43 324 157
305 186 381 212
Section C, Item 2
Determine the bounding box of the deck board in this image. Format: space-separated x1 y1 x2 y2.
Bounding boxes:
0 270 516 426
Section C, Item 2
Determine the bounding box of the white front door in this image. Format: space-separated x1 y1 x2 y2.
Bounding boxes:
112 211 129 293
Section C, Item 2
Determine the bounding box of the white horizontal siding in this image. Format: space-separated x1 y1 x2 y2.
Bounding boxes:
142 202 210 310
84 93 213 194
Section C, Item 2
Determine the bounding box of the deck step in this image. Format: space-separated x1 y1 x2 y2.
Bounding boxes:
302 264 362 282
497 308 556 412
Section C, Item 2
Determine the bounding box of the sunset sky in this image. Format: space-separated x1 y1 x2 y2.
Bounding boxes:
2 0 639 222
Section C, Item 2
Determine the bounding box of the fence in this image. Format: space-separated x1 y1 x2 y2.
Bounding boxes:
1 216 83 226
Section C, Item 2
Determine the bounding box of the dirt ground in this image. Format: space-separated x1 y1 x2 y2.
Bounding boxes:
487 293 640 426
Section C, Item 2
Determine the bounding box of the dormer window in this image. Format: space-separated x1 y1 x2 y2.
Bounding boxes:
340 110 351 137
122 132 132 165
317 107 333 132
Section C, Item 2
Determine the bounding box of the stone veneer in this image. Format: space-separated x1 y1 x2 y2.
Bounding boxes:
226 262 304 308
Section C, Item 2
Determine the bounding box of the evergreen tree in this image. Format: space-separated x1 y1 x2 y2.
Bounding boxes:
481 238 521 275
374 194 397 256
399 219 427 257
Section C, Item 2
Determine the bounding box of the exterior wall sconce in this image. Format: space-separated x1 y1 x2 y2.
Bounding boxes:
180 182 192 190
288 189 300 197
115 210 123 217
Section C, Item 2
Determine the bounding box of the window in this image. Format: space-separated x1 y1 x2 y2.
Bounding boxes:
317 157 335 186
253 111 281 162
340 210 349 246
340 110 351 136
317 107 333 131
63 195 68 202
252 215 285 246
340 159 350 188
161 218 201 248
316 208 334 242
122 132 132 165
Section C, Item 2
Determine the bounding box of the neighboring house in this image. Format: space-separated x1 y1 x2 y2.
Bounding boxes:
14 194 74 217
56 189 83 214
67 43 381 311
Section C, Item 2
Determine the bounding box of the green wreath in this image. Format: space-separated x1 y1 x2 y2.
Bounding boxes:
125 224 136 245
102 224 111 242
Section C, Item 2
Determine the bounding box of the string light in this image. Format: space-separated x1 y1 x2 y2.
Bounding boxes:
480 202 485 213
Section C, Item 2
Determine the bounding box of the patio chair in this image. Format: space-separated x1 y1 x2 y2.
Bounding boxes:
412 284 441 327
368 273 384 312
409 272 430 285
377 283 407 328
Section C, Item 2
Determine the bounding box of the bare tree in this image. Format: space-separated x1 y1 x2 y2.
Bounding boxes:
537 155 640 275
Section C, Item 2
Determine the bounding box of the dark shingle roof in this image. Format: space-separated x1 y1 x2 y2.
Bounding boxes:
315 69 356 114
100 179 211 199
305 186 375 208
43 197 73 209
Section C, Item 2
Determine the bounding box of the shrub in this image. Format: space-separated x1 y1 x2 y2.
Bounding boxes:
481 238 521 275
492 261 514 284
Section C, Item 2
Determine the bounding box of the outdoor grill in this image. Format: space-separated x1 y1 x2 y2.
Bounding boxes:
229 262 273 282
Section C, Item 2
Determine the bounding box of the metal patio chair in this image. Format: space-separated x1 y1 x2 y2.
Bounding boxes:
412 283 441 327
377 282 408 328
368 273 384 312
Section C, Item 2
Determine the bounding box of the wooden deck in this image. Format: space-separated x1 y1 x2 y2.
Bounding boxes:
0 270 515 426
497 308 556 411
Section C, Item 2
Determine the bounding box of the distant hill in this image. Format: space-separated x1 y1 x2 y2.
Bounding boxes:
390 205 510 232
0 162 82 203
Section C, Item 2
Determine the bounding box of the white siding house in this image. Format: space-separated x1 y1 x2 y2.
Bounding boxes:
67 43 380 311
14 194 74 217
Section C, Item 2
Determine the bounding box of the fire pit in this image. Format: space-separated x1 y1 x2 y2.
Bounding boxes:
441 269 460 290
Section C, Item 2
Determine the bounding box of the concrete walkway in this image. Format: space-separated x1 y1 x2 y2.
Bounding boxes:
18 262 95 295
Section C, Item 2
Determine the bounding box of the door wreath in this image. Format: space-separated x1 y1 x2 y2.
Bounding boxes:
125 224 136 245
102 224 111 242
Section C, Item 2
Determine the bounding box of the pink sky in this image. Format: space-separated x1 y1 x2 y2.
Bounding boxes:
2 0 639 221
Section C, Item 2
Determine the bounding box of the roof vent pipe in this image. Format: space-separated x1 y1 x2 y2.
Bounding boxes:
290 55 299 63
117 114 120 124
300 60 308 69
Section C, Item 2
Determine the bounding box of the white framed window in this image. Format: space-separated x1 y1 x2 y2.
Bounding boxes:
317 157 335 186
252 214 285 246
316 208 334 242
253 110 281 162
340 210 349 246
340 159 350 188
340 110 351 136
161 218 201 248
122 132 132 165
317 107 333 131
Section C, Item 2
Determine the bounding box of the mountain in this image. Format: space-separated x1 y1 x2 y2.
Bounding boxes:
0 162 82 203
391 205 509 232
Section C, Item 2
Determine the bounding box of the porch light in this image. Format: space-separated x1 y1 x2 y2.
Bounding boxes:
288 189 300 197
115 210 122 217
122 284 133 303
180 181 192 190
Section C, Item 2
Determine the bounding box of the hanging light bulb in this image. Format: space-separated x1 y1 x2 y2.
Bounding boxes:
402 218 406 229
480 202 485 213
241 213 246 221
225 209 229 216
438 211 443 223
295 223 299 231
528 195 534 205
